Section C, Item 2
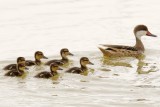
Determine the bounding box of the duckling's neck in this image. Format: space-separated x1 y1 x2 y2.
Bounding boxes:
61 55 69 62
134 37 145 52
50 67 58 76
35 59 41 65
17 67 24 74
51 71 58 76
80 63 88 71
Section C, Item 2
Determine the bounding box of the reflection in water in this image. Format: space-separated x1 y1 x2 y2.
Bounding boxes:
136 57 158 74
101 56 133 67
101 54 159 74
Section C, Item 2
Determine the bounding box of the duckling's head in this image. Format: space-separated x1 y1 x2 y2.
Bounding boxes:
134 25 157 39
50 63 63 72
80 57 94 67
60 48 74 58
17 57 25 64
35 51 48 60
17 63 28 71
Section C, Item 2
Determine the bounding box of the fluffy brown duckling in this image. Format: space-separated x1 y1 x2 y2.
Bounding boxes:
35 63 62 79
3 57 25 70
26 51 48 66
45 48 73 66
65 57 94 74
5 63 28 77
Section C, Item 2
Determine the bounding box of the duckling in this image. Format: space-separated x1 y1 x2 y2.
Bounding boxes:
3 57 25 70
66 57 94 74
35 63 62 79
5 63 28 77
26 51 48 66
45 48 73 66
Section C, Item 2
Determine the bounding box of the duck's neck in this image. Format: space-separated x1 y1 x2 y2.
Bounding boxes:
50 67 58 76
134 37 145 52
61 55 68 62
80 64 88 71
35 59 41 65
51 71 58 76
17 67 24 74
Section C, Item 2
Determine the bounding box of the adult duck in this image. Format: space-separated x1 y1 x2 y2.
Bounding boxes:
99 25 157 57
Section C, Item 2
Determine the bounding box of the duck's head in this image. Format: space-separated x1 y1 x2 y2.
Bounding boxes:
17 63 28 71
80 57 94 67
60 48 74 58
134 25 157 39
35 51 48 60
50 63 63 72
17 57 25 64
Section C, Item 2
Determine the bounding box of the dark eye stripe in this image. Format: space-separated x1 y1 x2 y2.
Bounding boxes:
52 65 58 67
83 60 89 61
64 51 68 52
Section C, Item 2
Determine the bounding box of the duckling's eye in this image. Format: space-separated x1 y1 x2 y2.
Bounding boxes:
64 51 68 53
52 66 58 69
83 59 89 62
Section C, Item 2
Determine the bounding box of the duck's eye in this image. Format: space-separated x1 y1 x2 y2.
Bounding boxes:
52 66 58 69
64 51 68 53
83 59 89 62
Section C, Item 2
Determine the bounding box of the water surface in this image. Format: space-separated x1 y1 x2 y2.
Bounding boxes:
0 0 160 107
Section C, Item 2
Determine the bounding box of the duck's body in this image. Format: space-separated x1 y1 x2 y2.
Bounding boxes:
99 25 157 57
5 69 23 77
26 51 48 66
45 59 65 66
3 64 17 71
5 63 27 77
35 71 54 78
3 57 25 70
66 57 93 74
35 63 62 79
99 45 142 57
45 48 73 66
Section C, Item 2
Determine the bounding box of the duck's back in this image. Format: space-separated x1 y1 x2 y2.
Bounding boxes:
99 46 142 57
25 60 35 66
3 64 17 70
45 60 63 66
35 71 52 78
5 70 21 77
66 67 83 74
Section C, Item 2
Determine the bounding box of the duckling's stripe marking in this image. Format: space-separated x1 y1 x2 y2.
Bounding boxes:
106 48 117 52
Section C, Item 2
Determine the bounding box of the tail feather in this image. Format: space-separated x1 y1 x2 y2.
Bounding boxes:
98 47 112 57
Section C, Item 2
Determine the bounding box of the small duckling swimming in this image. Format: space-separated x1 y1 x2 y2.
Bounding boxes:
45 48 73 66
5 63 28 77
26 51 48 66
3 57 25 70
65 57 94 74
35 63 62 79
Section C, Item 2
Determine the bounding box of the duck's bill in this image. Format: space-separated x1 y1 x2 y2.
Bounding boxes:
25 67 29 70
68 52 74 56
89 61 94 65
146 31 157 37
43 56 48 59
58 68 63 70
21 61 26 64
59 62 64 65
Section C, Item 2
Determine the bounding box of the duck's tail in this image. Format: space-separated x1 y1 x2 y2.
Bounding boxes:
98 47 111 56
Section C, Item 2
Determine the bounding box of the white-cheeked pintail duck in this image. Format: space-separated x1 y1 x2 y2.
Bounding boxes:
45 48 73 66
35 63 62 79
99 25 157 57
26 51 48 66
5 63 28 77
3 57 25 70
65 57 94 74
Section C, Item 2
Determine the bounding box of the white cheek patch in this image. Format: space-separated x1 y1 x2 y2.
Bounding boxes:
136 31 147 39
